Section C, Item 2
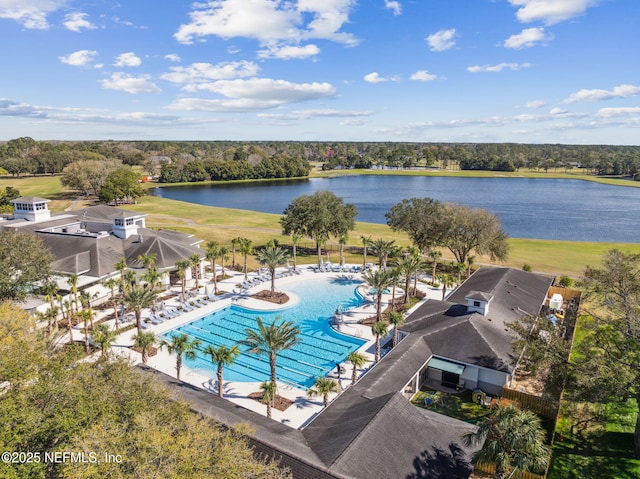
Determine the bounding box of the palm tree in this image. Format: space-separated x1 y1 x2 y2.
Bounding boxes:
260 381 276 418
102 277 121 330
290 234 301 271
122 269 136 292
219 246 230 278
231 237 240 269
91 323 117 358
452 261 466 285
428 249 442 282
76 308 94 354
114 257 128 294
189 253 202 291
388 310 405 347
371 321 389 363
137 253 157 269
338 234 348 266
238 238 253 280
133 331 157 364
41 279 60 331
175 259 191 298
241 316 300 389
360 235 372 268
204 344 240 398
467 255 476 277
143 266 162 292
255 245 290 298
362 269 395 322
161 333 201 381
347 351 368 385
371 238 396 270
307 377 339 408
395 254 423 304
123 284 157 334
438 273 456 300
462 401 551 479
67 273 79 314
205 241 220 294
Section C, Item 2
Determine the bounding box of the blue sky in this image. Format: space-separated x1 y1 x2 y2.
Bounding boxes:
0 0 638 144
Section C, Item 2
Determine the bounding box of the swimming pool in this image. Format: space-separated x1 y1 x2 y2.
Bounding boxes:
162 276 366 389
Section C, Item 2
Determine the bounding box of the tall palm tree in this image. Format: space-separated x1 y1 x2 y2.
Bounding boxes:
238 238 253 280
290 234 301 271
255 245 290 297
347 351 368 385
175 259 191 298
204 344 240 398
395 254 423 304
360 235 372 268
76 308 94 354
462 401 551 479
123 284 157 334
161 333 201 381
338 234 348 266
371 321 389 363
122 269 136 292
143 266 162 295
219 246 230 278
362 269 395 322
241 316 300 389
260 381 276 418
438 273 456 300
452 261 466 285
66 273 79 314
114 257 128 294
388 310 405 347
189 253 202 290
371 238 396 270
428 249 442 282
133 331 157 364
41 279 60 331
307 377 339 408
102 277 121 330
91 323 117 358
231 237 240 269
205 241 220 294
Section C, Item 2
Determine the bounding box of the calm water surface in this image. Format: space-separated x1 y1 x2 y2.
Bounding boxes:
151 176 640 242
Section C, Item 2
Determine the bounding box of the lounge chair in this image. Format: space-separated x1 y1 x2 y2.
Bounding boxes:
149 314 164 325
181 303 194 312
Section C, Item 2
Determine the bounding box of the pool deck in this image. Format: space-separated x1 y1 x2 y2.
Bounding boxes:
96 264 450 429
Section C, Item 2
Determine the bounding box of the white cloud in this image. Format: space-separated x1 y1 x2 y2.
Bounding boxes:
467 62 531 73
59 49 98 67
563 84 640 103
549 107 568 115
63 12 95 32
100 73 161 94
523 100 547 108
0 0 65 29
167 78 335 112
364 72 399 83
258 108 374 120
504 27 553 49
426 29 456 52
165 54 182 63
508 0 600 25
114 52 142 67
174 0 358 48
161 61 259 85
257 43 320 60
410 70 438 82
596 107 640 118
384 1 402 16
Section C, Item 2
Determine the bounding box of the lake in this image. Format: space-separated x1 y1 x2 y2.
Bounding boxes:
150 176 640 243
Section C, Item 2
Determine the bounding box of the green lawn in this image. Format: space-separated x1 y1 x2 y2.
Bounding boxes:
411 388 491 422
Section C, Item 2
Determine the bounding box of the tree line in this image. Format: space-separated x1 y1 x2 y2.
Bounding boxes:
3 137 640 180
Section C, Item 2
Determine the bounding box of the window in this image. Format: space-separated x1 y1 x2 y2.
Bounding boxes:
473 301 481 307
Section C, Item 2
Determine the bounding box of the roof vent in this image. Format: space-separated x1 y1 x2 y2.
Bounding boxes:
137 234 143 243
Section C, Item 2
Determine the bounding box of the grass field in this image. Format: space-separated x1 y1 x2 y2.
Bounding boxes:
2 174 639 276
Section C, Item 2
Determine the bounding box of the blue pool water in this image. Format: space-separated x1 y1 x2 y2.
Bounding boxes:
162 276 366 389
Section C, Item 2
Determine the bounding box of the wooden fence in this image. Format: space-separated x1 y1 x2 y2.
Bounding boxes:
474 462 545 479
500 387 559 419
